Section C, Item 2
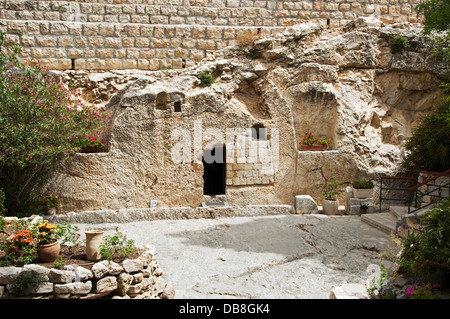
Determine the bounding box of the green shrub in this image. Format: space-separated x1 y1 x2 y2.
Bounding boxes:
390 35 410 54
398 197 450 285
99 232 135 261
401 98 450 172
352 179 374 189
0 31 110 216
198 70 214 86
9 271 46 296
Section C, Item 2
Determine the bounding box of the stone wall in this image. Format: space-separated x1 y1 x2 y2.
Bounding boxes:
0 0 422 70
0 246 175 299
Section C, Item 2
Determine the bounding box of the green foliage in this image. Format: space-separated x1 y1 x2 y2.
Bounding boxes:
415 0 450 74
0 31 110 216
55 220 81 250
367 263 388 298
390 35 410 54
398 197 450 285
401 98 450 172
320 170 348 200
9 270 46 296
406 281 442 299
352 179 374 189
99 232 135 261
415 0 450 34
198 70 214 86
0 188 6 216
300 131 329 146
41 193 60 209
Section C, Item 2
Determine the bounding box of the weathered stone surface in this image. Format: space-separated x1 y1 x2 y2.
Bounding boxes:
0 267 22 285
91 261 109 279
117 272 133 296
294 195 318 214
43 18 446 213
95 276 118 293
49 269 75 283
123 259 143 273
54 281 92 294
23 264 50 281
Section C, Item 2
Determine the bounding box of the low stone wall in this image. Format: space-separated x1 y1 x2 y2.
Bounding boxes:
0 246 175 299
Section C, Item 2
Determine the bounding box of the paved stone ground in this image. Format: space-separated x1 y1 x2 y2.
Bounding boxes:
73 214 396 299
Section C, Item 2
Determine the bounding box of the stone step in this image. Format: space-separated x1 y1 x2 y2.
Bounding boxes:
361 212 397 234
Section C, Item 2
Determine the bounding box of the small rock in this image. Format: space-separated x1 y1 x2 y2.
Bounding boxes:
123 259 143 273
49 269 75 284
95 276 118 294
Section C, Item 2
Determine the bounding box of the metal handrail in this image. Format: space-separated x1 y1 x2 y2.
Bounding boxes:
379 175 417 213
408 169 450 214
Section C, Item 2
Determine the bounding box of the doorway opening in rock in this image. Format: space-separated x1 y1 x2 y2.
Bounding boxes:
202 145 226 196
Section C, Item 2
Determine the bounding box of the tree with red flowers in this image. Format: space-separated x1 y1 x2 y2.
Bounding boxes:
0 31 110 216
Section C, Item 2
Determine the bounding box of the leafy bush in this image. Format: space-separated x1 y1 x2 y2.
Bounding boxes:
0 31 110 216
198 70 214 86
9 270 46 296
398 197 450 285
99 232 135 261
390 35 410 54
401 98 450 172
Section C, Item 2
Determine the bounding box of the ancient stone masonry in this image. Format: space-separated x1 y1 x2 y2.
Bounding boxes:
0 0 422 70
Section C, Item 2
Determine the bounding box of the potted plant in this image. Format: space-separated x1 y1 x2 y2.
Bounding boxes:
352 179 374 198
42 193 60 215
8 229 35 262
75 136 104 153
360 203 369 214
36 221 60 262
299 131 329 151
320 171 348 215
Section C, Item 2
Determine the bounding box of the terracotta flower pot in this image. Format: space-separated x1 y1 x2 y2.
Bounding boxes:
37 240 60 262
300 145 327 151
85 230 104 261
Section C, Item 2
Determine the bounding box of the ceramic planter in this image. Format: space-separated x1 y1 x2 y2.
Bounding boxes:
46 207 57 215
37 240 60 262
300 145 327 151
352 188 373 199
322 199 339 215
85 230 104 261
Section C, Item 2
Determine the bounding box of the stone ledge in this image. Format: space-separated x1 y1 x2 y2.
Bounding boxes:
46 205 295 224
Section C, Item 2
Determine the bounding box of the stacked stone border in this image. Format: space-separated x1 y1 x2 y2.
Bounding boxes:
0 245 175 299
0 0 423 70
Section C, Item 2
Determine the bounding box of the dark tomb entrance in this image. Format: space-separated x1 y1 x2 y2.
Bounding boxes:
202 145 226 195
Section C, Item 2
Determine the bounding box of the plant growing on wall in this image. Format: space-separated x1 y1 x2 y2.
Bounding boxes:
390 35 410 54
0 31 110 216
198 70 214 86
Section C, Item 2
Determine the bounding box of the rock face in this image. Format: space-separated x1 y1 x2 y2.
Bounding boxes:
47 18 446 213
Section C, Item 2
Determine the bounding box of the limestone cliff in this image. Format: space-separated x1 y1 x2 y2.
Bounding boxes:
48 18 447 213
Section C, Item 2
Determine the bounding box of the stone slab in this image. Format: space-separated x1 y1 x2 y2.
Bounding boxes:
294 195 318 214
